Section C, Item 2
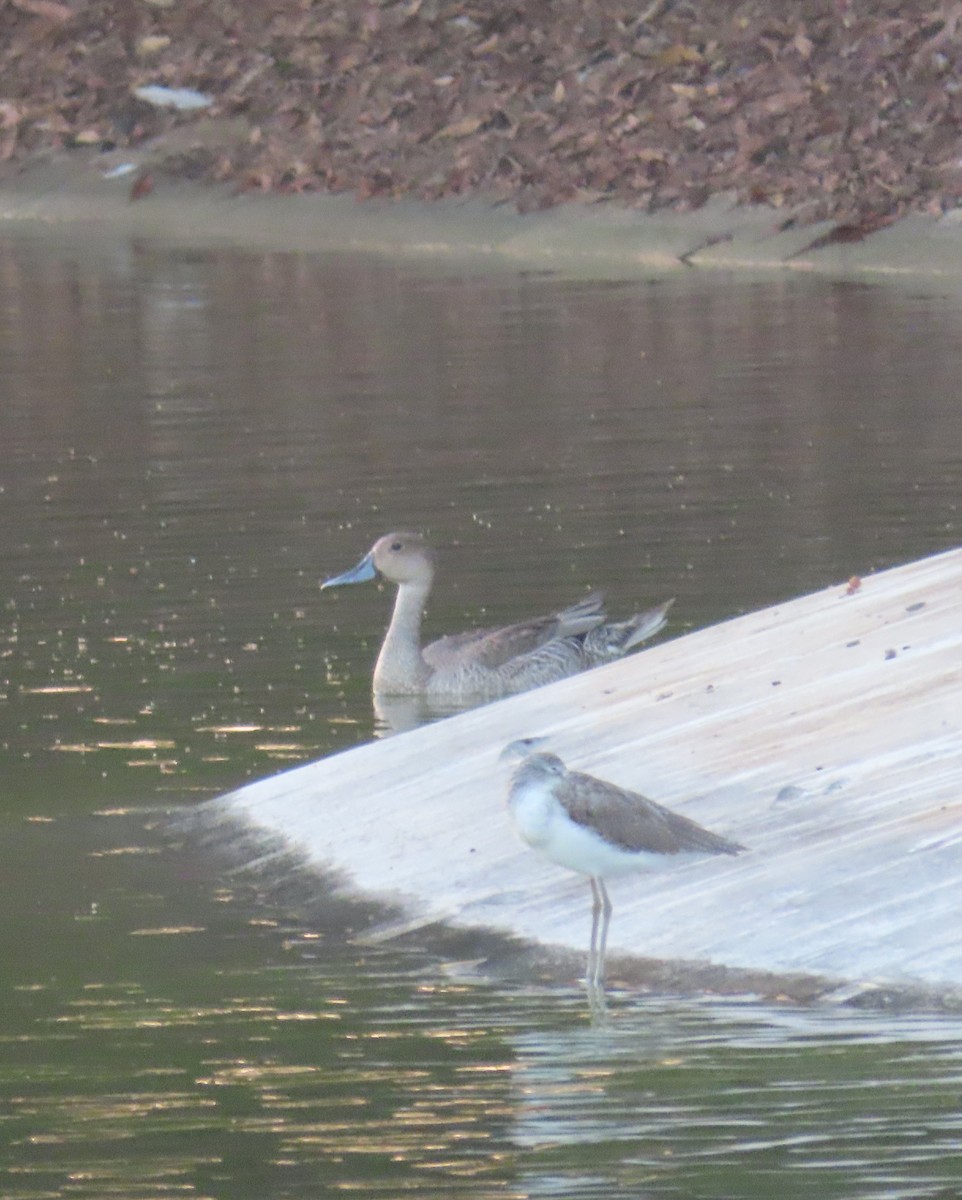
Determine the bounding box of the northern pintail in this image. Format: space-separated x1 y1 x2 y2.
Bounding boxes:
321 532 673 698
501 740 745 992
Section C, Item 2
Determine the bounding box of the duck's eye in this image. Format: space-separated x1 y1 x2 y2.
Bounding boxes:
391 541 403 551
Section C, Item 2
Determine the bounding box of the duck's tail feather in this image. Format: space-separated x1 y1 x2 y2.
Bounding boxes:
584 597 675 658
620 597 675 650
553 591 607 638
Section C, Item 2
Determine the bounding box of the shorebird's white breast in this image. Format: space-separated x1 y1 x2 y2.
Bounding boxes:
508 778 666 878
507 777 556 850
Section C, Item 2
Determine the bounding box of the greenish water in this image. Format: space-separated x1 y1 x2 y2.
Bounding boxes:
2 229 962 1197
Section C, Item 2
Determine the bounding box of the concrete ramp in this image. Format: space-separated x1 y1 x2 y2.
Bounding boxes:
207 547 962 997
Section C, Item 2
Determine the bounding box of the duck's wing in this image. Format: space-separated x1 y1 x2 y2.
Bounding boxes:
423 593 605 672
560 770 745 857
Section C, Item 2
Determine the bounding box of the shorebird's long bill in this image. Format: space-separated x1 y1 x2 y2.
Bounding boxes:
321 552 377 590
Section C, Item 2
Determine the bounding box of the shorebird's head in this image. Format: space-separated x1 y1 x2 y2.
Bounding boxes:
510 751 568 786
501 739 565 788
322 531 436 591
499 736 550 763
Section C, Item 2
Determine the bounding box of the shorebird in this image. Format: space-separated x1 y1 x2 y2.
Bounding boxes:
321 532 673 698
502 740 745 993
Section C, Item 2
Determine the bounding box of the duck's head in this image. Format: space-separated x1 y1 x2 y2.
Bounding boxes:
321 531 437 591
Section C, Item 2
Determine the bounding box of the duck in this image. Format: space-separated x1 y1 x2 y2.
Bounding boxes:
501 739 745 992
321 532 674 698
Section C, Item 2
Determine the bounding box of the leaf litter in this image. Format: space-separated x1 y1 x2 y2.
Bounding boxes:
3 0 962 226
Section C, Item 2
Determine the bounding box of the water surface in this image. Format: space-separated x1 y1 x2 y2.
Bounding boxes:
1 228 962 1197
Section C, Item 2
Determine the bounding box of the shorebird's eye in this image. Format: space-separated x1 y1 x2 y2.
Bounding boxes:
391 541 403 552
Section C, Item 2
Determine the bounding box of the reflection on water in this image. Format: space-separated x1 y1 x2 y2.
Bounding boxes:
510 1003 962 1199
3 811 962 1200
2 229 962 1197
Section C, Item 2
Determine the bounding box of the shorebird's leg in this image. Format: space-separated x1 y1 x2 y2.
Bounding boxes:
595 879 613 989
587 877 603 987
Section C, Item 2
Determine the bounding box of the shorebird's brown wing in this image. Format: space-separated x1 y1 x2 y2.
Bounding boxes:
560 770 745 857
422 593 605 672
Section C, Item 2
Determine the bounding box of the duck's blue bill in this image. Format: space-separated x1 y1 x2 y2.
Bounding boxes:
321 552 378 590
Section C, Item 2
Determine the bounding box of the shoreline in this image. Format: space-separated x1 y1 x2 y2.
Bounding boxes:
5 140 962 286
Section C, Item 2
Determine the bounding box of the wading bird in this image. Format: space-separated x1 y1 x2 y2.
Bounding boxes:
502 740 745 996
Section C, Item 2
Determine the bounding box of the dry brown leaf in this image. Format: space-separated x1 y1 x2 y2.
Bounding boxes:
656 44 703 68
0 102 20 161
434 114 485 141
136 36 171 57
129 173 154 202
793 32 814 60
634 147 668 163
10 0 72 21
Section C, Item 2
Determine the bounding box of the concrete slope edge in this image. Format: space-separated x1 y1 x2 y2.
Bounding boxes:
5 148 962 283
197 545 962 1007
180 803 962 1013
